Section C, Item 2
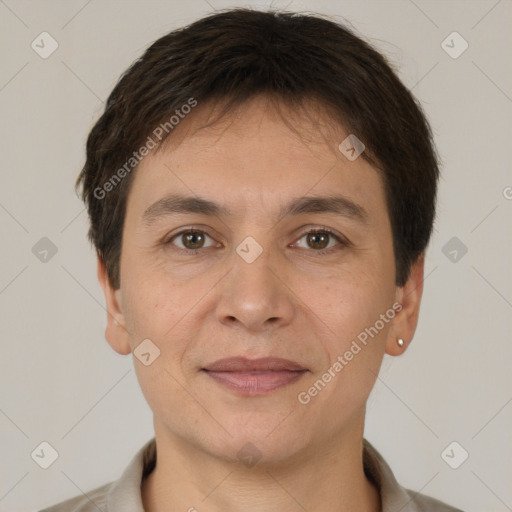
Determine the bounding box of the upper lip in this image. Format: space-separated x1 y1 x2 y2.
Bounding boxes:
203 357 307 372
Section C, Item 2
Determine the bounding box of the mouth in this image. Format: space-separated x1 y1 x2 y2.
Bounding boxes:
201 357 308 396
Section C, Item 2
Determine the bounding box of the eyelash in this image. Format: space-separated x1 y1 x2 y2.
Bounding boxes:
164 226 349 256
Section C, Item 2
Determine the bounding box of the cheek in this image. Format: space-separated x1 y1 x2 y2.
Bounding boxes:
119 266 217 390
310 263 395 384
300 281 391 415
120 246 189 330
123 275 202 422
313 263 394 335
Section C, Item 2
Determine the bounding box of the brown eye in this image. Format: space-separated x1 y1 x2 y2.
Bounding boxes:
168 230 216 252
293 228 347 254
181 231 205 249
306 231 330 250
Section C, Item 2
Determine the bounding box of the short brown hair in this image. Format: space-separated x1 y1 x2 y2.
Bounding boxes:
77 8 439 288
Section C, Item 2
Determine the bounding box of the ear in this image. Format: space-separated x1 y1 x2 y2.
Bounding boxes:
385 253 425 356
97 256 132 355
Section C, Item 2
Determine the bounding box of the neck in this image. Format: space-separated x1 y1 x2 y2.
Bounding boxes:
142 418 380 512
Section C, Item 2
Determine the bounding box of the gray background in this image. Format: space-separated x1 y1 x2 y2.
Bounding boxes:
1 1 511 511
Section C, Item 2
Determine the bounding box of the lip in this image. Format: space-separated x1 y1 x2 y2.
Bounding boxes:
202 357 308 395
203 357 307 372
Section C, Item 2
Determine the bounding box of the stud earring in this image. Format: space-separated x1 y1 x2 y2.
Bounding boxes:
397 338 405 347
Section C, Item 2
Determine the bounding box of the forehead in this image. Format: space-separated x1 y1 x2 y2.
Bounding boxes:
125 96 388 225
159 95 351 160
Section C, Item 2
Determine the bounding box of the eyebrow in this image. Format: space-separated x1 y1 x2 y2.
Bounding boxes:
142 193 368 225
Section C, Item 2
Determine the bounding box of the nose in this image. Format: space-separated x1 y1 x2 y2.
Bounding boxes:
215 244 295 334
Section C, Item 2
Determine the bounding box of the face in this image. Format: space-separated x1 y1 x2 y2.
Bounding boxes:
99 96 424 465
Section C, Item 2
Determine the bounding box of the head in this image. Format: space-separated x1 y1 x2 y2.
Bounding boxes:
78 9 439 464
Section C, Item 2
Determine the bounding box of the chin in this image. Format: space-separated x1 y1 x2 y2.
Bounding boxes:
197 419 310 468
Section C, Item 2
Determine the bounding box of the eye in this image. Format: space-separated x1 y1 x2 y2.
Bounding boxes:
165 227 349 255
166 229 218 253
293 227 348 255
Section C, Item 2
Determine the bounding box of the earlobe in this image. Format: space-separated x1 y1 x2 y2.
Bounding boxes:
385 254 425 356
97 257 132 356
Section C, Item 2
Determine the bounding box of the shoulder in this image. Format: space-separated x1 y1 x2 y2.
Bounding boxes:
362 438 465 512
37 437 155 512
404 487 465 512
38 481 113 512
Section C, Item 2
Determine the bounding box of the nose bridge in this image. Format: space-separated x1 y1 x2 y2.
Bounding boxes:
215 233 294 332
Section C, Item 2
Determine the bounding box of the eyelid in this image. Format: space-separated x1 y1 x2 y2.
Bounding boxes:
164 226 219 249
296 225 349 242
291 226 351 251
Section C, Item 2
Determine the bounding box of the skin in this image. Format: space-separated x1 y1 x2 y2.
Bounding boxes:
98 95 425 512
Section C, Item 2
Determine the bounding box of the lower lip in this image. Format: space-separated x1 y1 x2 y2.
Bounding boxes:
203 370 307 395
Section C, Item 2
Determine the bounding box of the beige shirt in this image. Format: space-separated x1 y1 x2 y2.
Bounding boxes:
39 438 463 511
